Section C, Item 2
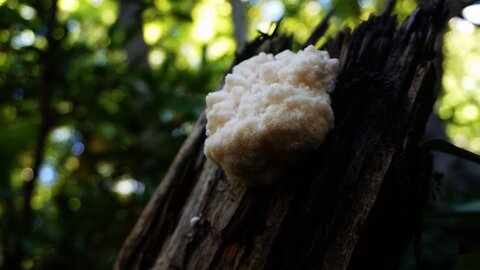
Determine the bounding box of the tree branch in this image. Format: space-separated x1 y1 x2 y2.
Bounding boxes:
381 0 397 15
23 0 59 220
302 9 335 49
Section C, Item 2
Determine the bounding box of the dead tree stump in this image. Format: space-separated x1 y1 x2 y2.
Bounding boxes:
116 2 447 269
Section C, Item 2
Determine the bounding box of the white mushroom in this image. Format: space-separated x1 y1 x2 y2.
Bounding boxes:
204 45 339 185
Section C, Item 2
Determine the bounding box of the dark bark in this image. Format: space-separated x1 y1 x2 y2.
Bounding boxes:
381 0 397 15
116 2 447 270
115 0 149 70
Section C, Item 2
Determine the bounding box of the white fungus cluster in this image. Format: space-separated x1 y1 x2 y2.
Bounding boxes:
204 45 339 185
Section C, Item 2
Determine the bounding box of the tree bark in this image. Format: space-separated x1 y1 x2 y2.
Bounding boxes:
229 0 248 51
116 2 447 269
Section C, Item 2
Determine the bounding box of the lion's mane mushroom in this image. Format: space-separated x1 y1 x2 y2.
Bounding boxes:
204 45 339 185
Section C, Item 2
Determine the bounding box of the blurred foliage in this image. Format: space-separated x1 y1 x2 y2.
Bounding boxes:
420 13 480 270
0 0 479 269
438 17 480 153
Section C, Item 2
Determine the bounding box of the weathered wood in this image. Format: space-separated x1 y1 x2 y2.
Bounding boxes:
116 2 447 269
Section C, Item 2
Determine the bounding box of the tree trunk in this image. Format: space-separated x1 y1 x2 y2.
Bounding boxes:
116 2 447 269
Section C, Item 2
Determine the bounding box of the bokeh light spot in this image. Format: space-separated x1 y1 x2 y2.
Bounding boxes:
19 5 36 20
402 0 417 13
470 137 480 153
462 77 476 91
39 165 57 187
21 259 34 269
449 17 474 34
89 0 103 7
34 36 48 50
257 21 272 34
101 9 116 25
160 110 173 122
12 88 24 100
97 162 114 177
148 49 166 68
207 37 235 60
56 101 73 114
0 52 6 66
466 58 480 77
304 1 321 17
437 106 452 120
171 128 184 137
65 156 80 171
154 0 171 12
358 0 373 8
143 22 164 45
453 134 469 148
261 0 285 22
192 2 217 43
71 142 85 156
460 104 479 121
180 44 201 69
2 105 17 120
0 30 10 43
194 23 214 42
21 168 34 182
68 197 81 211
113 176 145 196
218 1 232 16
58 0 80 12
318 0 331 7
11 29 35 48
52 127 73 142
463 2 480 25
